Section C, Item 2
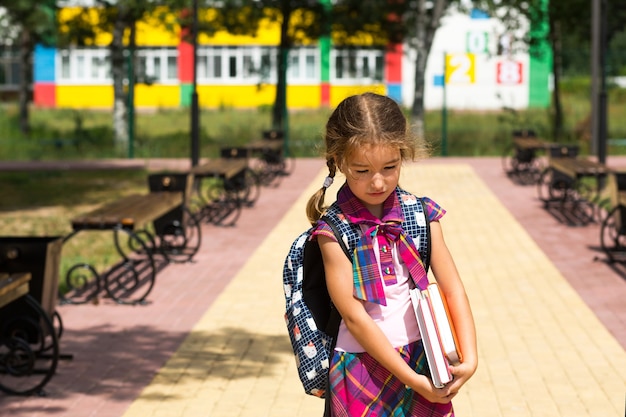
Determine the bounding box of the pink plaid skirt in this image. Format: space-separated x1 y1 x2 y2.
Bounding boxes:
328 340 454 417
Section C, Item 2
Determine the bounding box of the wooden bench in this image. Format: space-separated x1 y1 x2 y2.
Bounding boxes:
243 130 293 185
191 158 248 181
503 133 549 184
0 271 67 396
0 272 30 309
190 158 250 227
599 172 626 262
62 187 197 305
538 155 611 226
246 138 283 153
71 192 182 231
549 157 611 181
513 136 549 152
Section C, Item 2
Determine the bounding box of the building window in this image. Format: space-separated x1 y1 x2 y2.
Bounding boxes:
0 46 21 91
198 47 223 79
198 45 278 84
228 50 237 79
287 47 318 83
260 47 274 81
57 48 111 84
60 53 70 79
331 49 384 83
136 47 177 84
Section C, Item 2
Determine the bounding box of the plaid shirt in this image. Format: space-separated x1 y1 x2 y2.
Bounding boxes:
328 184 443 305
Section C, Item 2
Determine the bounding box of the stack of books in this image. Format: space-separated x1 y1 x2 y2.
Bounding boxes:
410 283 462 388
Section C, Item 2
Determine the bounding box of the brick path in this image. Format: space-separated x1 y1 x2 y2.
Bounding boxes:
0 157 624 417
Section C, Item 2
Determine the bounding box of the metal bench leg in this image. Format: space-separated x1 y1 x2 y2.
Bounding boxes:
600 205 626 263
0 294 59 396
157 206 202 263
102 228 157 305
60 232 102 305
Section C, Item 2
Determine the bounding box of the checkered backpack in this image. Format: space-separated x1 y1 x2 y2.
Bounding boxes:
282 188 431 398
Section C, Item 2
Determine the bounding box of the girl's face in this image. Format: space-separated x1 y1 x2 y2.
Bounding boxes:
343 144 401 218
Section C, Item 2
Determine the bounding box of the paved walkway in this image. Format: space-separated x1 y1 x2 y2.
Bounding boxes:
1 157 625 416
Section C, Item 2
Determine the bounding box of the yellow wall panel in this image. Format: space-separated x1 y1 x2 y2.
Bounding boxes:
201 19 280 46
135 12 180 47
194 85 320 109
135 85 180 107
54 84 387 110
59 6 179 47
202 10 316 46
196 85 276 108
287 85 320 108
329 85 387 108
58 7 113 45
57 7 321 47
56 85 114 108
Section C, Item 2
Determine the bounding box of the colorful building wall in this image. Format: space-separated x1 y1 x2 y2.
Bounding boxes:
33 6 550 111
407 7 550 111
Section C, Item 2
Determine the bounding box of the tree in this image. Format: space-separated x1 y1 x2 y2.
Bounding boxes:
0 0 56 135
402 0 451 138
492 0 626 141
199 0 325 132
60 0 186 151
331 0 458 138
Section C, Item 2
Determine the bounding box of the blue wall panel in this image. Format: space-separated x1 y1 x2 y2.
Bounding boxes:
387 83 402 104
34 44 56 82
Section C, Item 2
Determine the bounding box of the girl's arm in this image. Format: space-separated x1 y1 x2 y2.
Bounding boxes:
428 220 478 390
318 235 455 404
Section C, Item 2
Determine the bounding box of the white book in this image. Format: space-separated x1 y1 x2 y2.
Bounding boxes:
410 287 453 388
425 283 462 365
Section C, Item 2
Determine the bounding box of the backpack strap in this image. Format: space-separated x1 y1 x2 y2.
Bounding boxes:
318 209 355 413
320 213 351 259
318 204 359 339
397 188 431 273
418 197 431 273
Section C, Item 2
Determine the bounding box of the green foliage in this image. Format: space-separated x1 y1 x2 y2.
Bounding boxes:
1 82 625 160
0 0 57 46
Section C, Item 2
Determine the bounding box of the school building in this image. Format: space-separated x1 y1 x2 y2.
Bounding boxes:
31 6 551 112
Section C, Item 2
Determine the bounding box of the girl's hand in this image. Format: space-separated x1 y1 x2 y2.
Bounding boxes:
439 360 477 400
409 360 476 404
407 373 457 404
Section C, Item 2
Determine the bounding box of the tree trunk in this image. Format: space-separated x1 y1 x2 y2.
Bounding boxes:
272 5 291 131
550 19 564 141
111 15 129 153
19 28 33 135
410 0 447 139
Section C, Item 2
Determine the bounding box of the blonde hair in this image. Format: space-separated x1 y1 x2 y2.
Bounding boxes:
305 92 428 224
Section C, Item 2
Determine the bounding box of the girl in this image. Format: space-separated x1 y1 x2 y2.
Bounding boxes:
307 92 477 416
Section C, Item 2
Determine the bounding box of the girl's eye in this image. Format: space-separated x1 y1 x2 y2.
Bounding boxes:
355 169 368 174
384 165 397 170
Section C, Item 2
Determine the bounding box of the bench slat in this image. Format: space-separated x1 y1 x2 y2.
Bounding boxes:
550 158 611 179
191 158 247 180
246 139 283 152
71 191 183 231
513 137 548 150
0 272 31 309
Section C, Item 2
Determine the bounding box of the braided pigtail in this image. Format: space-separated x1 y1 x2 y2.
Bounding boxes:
306 158 337 225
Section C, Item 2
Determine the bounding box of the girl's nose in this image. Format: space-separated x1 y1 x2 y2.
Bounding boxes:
371 173 384 190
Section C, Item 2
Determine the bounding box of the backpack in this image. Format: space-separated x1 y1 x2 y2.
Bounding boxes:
282 188 431 398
